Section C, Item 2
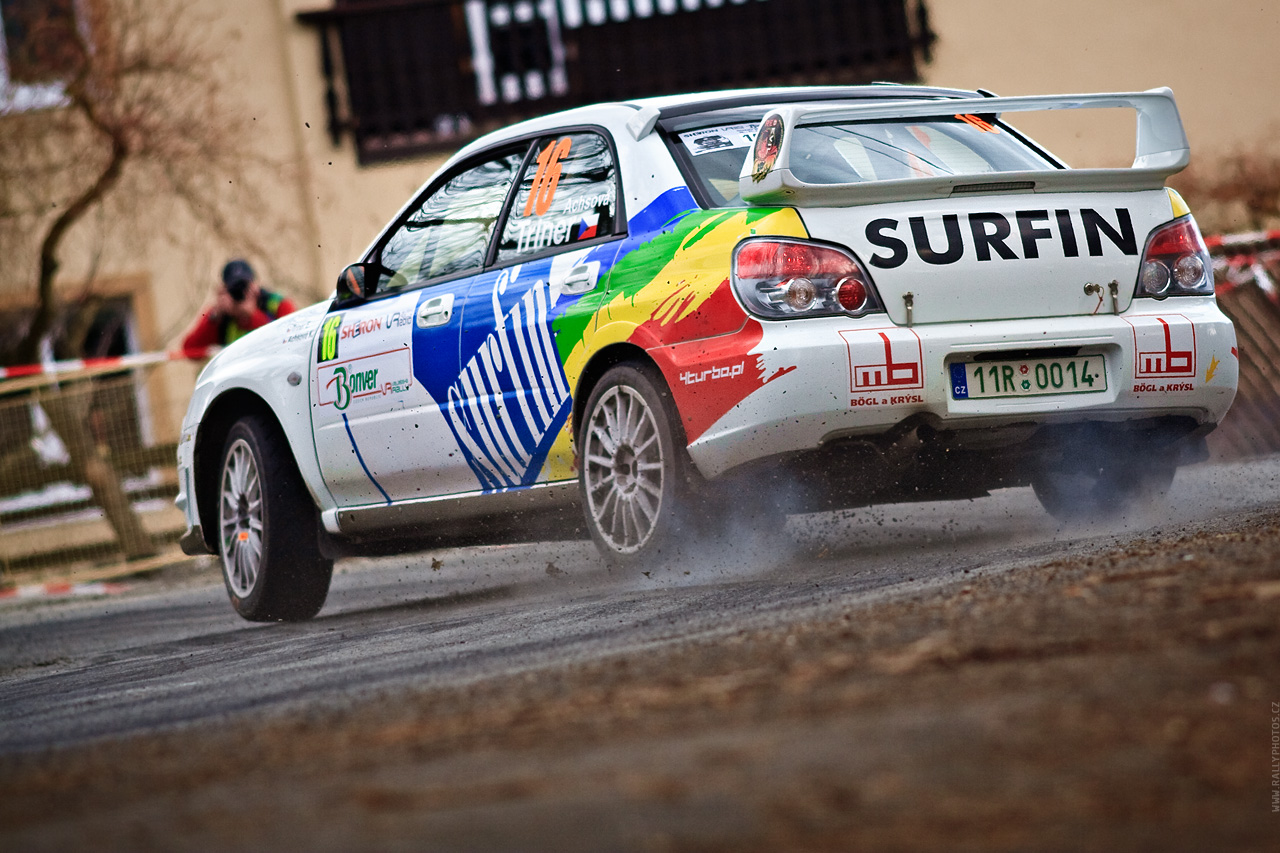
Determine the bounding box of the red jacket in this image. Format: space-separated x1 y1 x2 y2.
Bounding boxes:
182 289 295 357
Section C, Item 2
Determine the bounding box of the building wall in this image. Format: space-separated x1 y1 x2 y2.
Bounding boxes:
14 0 1280 361
922 0 1280 166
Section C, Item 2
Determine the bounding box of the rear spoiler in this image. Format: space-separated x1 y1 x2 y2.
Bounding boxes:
738 88 1190 207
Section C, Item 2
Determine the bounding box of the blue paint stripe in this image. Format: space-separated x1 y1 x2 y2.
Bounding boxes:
342 413 391 505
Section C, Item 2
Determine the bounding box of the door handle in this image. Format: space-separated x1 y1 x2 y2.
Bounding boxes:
556 262 600 295
416 293 454 328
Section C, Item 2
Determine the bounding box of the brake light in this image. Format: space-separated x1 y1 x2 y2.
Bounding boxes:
731 239 881 319
1135 216 1214 299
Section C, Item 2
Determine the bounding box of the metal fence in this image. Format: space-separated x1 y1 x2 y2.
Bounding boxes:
0 356 192 578
1207 230 1280 459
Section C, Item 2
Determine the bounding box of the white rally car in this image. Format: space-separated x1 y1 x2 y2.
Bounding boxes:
176 84 1237 621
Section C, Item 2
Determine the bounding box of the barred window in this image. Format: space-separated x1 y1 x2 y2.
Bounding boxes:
298 0 935 164
0 0 79 112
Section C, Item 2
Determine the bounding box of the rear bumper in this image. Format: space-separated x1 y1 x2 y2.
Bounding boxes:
673 298 1237 479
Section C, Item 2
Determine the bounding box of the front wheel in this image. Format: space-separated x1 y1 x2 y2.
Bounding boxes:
579 363 693 565
218 414 333 621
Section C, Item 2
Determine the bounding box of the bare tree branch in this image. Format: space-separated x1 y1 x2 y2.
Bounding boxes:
0 0 303 364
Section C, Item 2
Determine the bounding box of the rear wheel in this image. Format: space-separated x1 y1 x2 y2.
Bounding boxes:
217 414 333 621
1032 453 1176 523
579 363 692 565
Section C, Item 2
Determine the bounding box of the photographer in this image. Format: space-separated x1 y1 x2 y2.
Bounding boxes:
181 259 296 358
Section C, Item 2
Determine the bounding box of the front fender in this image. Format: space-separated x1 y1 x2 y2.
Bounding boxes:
177 302 336 545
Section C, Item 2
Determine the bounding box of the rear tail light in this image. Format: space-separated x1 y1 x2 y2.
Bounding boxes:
732 238 882 319
1135 215 1214 299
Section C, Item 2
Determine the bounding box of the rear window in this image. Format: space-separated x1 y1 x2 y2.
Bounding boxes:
678 115 1056 208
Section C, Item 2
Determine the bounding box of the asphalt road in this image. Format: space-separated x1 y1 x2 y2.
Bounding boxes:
3 456 1279 756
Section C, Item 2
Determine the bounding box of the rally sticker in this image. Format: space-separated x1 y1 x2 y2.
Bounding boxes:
679 123 760 156
524 137 573 217
317 347 413 411
1124 314 1196 379
840 328 924 393
750 115 784 183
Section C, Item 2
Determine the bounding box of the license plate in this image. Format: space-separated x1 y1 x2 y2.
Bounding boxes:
950 355 1106 400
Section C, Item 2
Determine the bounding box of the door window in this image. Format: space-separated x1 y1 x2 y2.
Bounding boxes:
494 132 619 265
376 149 525 293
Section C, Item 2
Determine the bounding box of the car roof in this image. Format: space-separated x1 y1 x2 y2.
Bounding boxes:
629 83 982 117
454 84 984 159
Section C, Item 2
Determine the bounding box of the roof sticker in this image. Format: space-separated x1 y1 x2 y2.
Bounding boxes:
955 113 1000 133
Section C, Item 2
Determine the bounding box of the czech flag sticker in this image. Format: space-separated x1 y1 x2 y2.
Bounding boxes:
575 212 599 241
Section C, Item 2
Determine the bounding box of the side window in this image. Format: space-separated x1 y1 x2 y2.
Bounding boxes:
376 149 525 292
494 132 619 265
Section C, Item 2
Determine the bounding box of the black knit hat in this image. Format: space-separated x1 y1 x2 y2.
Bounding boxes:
221 259 255 290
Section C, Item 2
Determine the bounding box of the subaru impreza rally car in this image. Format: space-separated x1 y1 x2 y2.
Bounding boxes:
176 84 1237 621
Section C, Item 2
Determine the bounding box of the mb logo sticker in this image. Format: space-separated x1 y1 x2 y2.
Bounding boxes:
1124 314 1196 378
840 328 925 393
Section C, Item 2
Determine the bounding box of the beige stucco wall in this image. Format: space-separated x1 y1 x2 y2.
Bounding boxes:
922 0 1280 166
15 0 1280 361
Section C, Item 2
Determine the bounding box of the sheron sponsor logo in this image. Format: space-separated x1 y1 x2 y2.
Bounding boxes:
340 316 383 340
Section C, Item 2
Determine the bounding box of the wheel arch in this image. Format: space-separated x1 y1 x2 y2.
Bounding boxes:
572 342 663 441
191 389 291 554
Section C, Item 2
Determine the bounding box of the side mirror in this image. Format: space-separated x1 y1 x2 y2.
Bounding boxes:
336 262 375 302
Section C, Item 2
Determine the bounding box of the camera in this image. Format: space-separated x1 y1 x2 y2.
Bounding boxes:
226 278 250 302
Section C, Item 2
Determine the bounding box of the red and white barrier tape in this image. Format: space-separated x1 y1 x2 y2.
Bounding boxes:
1207 229 1280 299
1204 229 1280 251
0 347 216 382
0 581 129 602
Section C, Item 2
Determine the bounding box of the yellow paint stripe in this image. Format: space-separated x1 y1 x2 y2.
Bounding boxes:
1167 187 1191 218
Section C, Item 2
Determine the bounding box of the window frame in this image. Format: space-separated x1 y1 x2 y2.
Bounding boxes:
356 140 534 305
485 125 629 271
0 0 77 114
347 124 629 309
660 111 766 211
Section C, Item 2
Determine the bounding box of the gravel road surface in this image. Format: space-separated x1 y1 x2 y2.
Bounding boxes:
1 458 1277 850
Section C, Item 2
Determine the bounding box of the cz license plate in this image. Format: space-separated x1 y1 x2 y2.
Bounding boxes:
950 355 1106 400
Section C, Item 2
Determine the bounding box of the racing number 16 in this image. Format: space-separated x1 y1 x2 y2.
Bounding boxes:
524 138 572 217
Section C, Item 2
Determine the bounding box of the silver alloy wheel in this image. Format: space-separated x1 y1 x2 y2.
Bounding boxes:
219 437 264 597
583 384 665 554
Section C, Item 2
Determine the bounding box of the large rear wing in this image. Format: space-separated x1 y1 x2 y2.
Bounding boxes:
738 88 1190 207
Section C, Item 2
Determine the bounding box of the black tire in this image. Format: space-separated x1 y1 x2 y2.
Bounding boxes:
1032 453 1176 523
578 363 695 566
217 414 333 621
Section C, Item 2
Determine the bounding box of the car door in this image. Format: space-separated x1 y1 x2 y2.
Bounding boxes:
435 130 626 490
311 147 526 507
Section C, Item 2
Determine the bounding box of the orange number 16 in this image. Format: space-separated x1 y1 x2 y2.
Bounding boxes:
524 137 572 217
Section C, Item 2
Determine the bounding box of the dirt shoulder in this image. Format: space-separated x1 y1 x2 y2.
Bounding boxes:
2 513 1278 851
